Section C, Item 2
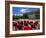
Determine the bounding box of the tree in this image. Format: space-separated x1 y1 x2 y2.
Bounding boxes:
23 14 28 19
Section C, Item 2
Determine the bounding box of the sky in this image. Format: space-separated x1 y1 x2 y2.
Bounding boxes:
12 7 40 16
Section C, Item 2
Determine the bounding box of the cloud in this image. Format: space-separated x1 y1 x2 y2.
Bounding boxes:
20 9 32 14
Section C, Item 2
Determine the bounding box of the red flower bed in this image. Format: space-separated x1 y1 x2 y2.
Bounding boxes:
13 20 39 30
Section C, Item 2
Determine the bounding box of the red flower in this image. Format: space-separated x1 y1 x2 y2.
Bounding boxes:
27 21 30 24
24 26 32 30
34 21 38 26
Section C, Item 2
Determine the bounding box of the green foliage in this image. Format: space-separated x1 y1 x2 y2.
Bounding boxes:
13 14 29 20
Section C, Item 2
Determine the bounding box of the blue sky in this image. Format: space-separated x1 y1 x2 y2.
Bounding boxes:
12 7 39 16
